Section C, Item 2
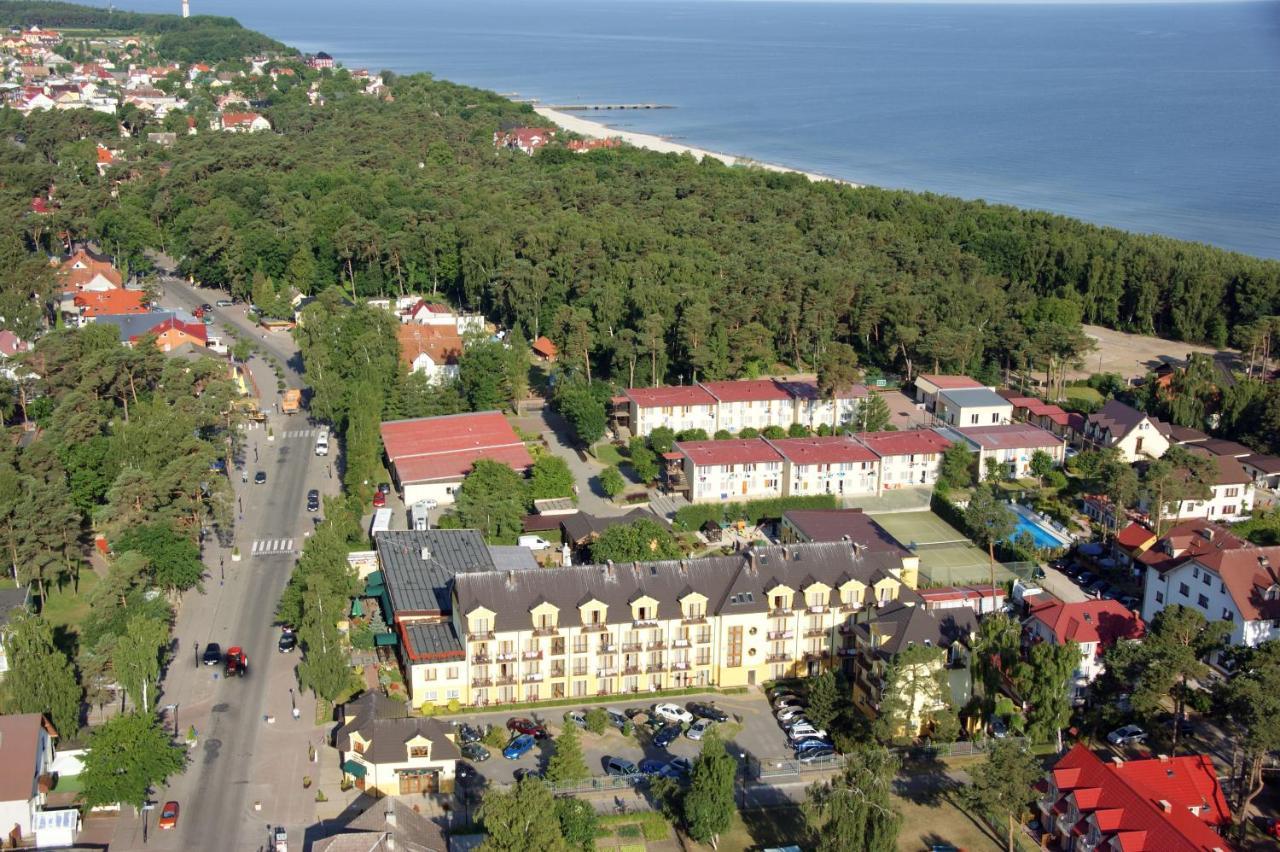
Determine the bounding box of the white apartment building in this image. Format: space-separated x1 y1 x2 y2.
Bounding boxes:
625 386 720 438
1024 599 1144 702
935 387 1014 427
676 439 785 503
768 436 881 499
700 380 794 435
855 430 953 490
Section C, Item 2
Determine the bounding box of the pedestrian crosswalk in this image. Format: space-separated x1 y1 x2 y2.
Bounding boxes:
240 422 320 439
251 538 296 556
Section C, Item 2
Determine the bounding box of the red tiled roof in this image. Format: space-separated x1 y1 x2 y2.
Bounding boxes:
624 385 717 408
1193 546 1280 623
1136 520 1251 575
531 335 557 358
675 438 784 467
59 249 123 291
381 411 532 484
396 324 462 369
1046 744 1230 851
700 379 792 403
1028 599 1144 647
1115 522 1157 552
767 436 878 465
131 316 207 345
918 374 983 390
221 111 263 126
957 423 1063 450
75 289 146 316
853 429 953 458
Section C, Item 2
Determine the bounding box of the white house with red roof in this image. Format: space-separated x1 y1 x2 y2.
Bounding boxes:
854 429 954 490
494 126 554 155
1037 744 1231 852
935 386 1014 428
954 422 1065 479
217 111 271 133
380 412 533 507
767 436 880 499
700 380 793 435
918 584 1005 616
1142 542 1280 651
399 299 485 335
673 439 785 503
773 379 869 431
1138 447 1254 522
625 385 720 438
913 374 984 411
1025 598 1144 701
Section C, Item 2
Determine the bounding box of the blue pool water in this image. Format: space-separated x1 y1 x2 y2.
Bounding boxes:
1009 512 1069 550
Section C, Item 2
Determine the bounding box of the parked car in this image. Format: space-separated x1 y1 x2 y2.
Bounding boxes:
604 757 639 778
1118 595 1140 611
565 710 587 729
457 724 483 744
623 707 645 719
503 734 536 760
306 489 320 512
989 717 1009 739
224 646 248 677
687 718 715 740
768 685 798 700
253 470 267 485
653 723 682 749
506 718 548 739
776 706 807 723
606 708 629 730
513 768 541 783
798 747 838 765
638 758 666 775
1106 724 1147 746
455 761 481 787
686 702 730 723
794 736 834 753
1159 713 1194 737
377 482 392 495
277 628 297 653
1076 571 1097 587
772 694 805 710
202 642 222 666
652 702 694 724
215 299 234 307
659 757 694 780
158 801 179 830
372 491 386 508
199 303 214 313
787 724 828 742
461 742 490 762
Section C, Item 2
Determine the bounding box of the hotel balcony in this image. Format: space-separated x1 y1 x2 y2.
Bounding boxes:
623 664 642 675
807 605 827 614
597 668 616 678
472 654 491 664
622 642 643 653
647 664 666 674
767 630 794 641
572 667 588 677
495 675 516 686
597 645 616 655
533 627 559 637
471 677 492 688
470 631 495 641
769 608 791 619
524 672 544 683
633 619 659 629
582 624 608 633
803 651 827 661
681 616 707 625
804 628 828 638
671 661 691 671
647 640 666 650
522 650 542 661
550 667 565 679
672 639 691 648
766 653 790 664
495 652 518 662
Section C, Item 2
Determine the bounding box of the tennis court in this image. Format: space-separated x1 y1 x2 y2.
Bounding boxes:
869 510 1017 586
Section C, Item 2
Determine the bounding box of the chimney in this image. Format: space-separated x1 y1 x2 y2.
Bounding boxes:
385 805 398 827
782 546 789 561
605 560 615 578
679 560 688 577
1203 527 1215 541
1157 754 1170 761
1157 800 1172 813
420 546 431 561
747 550 758 576
1111 756 1124 767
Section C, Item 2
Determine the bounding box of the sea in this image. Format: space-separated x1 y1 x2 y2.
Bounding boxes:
121 0 1280 259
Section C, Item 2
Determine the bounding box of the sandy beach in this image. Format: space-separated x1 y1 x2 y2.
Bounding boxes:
533 107 862 188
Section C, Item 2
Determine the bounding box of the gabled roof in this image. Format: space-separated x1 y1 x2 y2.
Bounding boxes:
1115 522 1157 553
1088 400 1170 440
773 378 868 402
531 335 557 358
0 713 47 801
1193 546 1280 623
1241 453 1280 474
1184 447 1252 487
917 374 983 390
93 309 196 341
767 436 878 465
624 385 717 409
854 429 953 458
380 411 532 484
220 110 264 126
675 438 784 467
74 289 148 317
700 379 791 403
335 692 459 765
1046 744 1230 851
853 600 978 656
396 324 462 369
374 529 504 616
1196 438 1252 459
1137 520 1251 576
1027 599 1144 647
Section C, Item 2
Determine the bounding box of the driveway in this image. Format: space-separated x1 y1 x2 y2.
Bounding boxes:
444 690 792 789
515 406 630 517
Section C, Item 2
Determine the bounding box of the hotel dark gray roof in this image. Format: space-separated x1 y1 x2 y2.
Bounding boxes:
938 387 1010 408
375 530 501 615
403 621 465 661
453 542 915 632
93 309 198 341
561 509 656 544
336 691 460 764
853 600 978 657
487 546 540 573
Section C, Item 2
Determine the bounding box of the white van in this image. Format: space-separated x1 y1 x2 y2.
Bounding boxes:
518 535 552 551
370 508 392 537
314 431 329 457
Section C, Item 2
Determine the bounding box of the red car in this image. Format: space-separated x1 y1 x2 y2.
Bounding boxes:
158 801 179 830
1265 818 1280 839
372 491 386 508
506 717 548 739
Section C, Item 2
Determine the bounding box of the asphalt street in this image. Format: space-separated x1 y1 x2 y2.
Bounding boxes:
109 274 334 851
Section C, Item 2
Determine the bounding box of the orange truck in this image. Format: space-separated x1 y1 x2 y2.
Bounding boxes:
281 388 301 415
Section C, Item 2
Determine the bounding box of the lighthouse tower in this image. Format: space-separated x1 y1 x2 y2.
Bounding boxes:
181 0 189 17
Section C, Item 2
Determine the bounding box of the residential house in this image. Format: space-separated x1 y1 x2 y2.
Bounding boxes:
336 691 460 796
370 532 917 707
68 289 148 325
917 585 1006 616
1133 520 1251 595
1002 394 1071 437
567 137 622 152
701 380 796 436
0 714 57 846
399 300 486 335
1036 744 1231 852
0 586 31 679
493 126 554 155
310 795 446 852
1142 544 1280 652
849 600 977 736
1241 453 1280 490
307 51 335 70
954 423 1065 479
217 111 270 132
531 335 557 361
913 374 984 411
674 439 785 503
380 412 533 507
396 324 462 385
624 385 719 438
1110 521 1158 571
1082 400 1171 462
854 429 954 490
0 331 30 359
1139 448 1254 522
768 436 881 500
57 248 122 295
93 310 207 351
1024 598 1144 702
773 379 869 431
935 387 1013 427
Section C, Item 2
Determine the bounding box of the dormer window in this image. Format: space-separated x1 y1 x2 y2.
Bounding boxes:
409 745 430 758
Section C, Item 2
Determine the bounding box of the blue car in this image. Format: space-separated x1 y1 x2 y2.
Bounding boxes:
503 734 536 760
638 758 666 775
653 723 682 749
659 757 693 780
794 736 834 753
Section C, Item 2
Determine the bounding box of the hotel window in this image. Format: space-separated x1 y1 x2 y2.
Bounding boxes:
1202 573 1211 586
447 667 458 680
970 414 979 425
573 680 586 697
1197 594 1209 609
1226 487 1239 497
686 601 704 619
573 638 587 654
424 669 437 682
472 618 489 635
697 628 712 644
727 626 743 668
446 689 459 700
1179 583 1190 597
551 638 565 656
537 614 554 631
1155 591 1164 604
1224 504 1237 514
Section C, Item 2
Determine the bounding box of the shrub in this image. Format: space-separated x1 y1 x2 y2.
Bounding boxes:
672 494 839 531
713 429 733 440
761 425 786 439
447 699 461 713
482 725 508 747
621 720 634 737
676 428 708 442
584 707 608 735
648 426 676 455
787 423 810 438
600 466 626 497
738 427 759 439
1045 469 1068 490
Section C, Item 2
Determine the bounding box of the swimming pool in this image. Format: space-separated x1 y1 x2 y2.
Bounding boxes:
1007 504 1072 550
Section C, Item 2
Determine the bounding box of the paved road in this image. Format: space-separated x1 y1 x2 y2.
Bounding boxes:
110 274 334 850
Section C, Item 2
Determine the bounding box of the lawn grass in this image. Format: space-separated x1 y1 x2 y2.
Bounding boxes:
41 571 100 635
685 805 813 852
593 442 625 467
1063 386 1103 405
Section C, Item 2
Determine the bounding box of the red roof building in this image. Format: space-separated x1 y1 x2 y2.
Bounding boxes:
493 126 554 155
766 436 878 465
853 429 953 458
567 137 622 152
674 439 785 468
531 335 557 360
1037 744 1231 852
73 288 147 319
1135 520 1250 577
917 584 1005 615
699 379 793 404
625 385 718 409
380 412 532 506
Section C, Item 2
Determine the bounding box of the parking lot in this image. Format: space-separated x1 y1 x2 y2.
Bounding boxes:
442 690 798 789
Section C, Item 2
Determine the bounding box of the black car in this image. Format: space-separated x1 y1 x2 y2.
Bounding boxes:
461 742 491 762
202 642 222 666
624 707 645 719
254 471 267 485
200 303 214 312
278 629 297 653
377 482 391 495
513 768 541 783
653 723 682 749
306 489 320 512
686 702 730 723
1076 571 1097 587
458 724 483 744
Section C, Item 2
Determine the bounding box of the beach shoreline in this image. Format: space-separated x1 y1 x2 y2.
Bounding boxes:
533 106 863 188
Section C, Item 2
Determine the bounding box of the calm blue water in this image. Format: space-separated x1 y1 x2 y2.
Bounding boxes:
126 0 1280 258
1009 509 1069 549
